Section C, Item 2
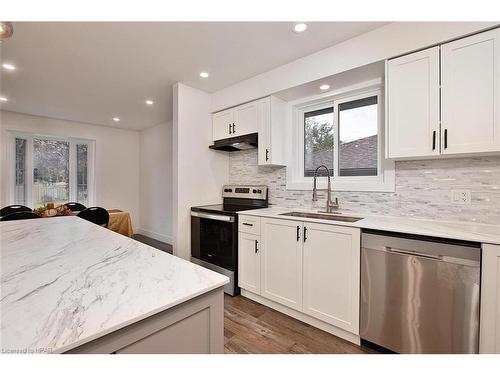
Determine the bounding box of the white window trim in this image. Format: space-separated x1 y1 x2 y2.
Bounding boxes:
286 80 395 192
3 130 96 207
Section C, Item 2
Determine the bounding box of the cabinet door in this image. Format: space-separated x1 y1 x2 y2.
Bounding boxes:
238 232 261 294
260 218 303 310
258 98 271 165
386 46 440 158
213 109 233 141
441 28 500 155
233 102 259 136
480 244 500 353
302 223 360 333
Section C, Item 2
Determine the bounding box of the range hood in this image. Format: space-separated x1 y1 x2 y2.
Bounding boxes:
209 132 258 152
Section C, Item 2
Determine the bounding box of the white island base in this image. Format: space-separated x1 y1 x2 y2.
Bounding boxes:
68 287 224 354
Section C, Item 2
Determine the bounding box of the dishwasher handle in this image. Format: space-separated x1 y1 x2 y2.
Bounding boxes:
380 246 479 267
385 246 443 261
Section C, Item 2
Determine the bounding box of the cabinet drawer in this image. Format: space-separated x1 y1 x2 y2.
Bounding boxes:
238 215 261 235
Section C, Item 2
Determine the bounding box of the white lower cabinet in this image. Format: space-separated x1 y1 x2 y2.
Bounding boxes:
480 244 500 353
238 216 361 339
302 223 360 334
238 232 261 294
260 218 303 310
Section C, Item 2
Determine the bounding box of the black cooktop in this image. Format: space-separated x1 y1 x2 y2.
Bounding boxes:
191 204 259 215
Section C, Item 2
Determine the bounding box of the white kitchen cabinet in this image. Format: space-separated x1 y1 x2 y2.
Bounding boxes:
233 102 259 137
212 101 259 141
260 217 303 310
238 232 261 294
212 109 234 141
441 28 500 155
302 223 360 334
258 96 288 166
480 244 500 353
386 46 440 159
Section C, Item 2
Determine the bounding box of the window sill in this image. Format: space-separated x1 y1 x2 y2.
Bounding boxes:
286 177 395 193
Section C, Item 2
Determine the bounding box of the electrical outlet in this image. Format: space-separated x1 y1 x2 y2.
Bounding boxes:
451 190 472 205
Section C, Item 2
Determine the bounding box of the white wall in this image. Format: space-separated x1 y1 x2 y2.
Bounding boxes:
0 110 141 227
138 121 173 243
212 22 498 111
172 83 229 260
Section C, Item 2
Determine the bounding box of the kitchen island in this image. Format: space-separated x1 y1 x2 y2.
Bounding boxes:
0 216 228 354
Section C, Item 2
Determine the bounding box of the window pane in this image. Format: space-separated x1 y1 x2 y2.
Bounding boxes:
77 144 88 206
304 107 334 177
33 139 69 207
15 138 27 205
338 96 378 177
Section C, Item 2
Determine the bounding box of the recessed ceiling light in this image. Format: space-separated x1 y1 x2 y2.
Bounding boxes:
293 23 308 33
199 72 209 78
320 84 330 91
2 63 16 70
145 100 154 105
0 96 7 102
112 117 120 122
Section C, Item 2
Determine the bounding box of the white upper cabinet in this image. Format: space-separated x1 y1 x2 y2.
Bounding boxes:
212 101 259 141
302 223 360 334
386 46 440 158
260 217 303 310
386 28 500 159
441 28 500 155
233 102 259 137
258 96 287 166
212 109 234 141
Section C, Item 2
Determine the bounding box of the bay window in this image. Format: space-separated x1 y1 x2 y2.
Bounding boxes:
7 132 95 208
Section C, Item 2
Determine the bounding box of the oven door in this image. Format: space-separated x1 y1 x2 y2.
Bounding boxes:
191 211 237 271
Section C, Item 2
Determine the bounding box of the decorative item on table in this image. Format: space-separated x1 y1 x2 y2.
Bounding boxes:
34 203 72 218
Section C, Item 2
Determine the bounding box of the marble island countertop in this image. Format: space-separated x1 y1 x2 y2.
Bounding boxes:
0 216 228 353
239 207 500 245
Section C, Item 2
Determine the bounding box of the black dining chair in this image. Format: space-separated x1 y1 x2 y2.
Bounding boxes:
0 205 32 217
0 211 40 221
77 207 109 227
65 202 87 212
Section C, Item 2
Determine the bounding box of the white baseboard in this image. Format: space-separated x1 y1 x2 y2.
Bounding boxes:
240 289 361 346
135 228 173 244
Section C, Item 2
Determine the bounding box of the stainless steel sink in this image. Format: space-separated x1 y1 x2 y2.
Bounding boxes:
279 211 363 222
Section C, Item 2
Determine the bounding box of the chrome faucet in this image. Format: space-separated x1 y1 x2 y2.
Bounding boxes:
312 165 339 213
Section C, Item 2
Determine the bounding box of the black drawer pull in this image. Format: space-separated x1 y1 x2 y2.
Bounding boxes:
242 222 253 227
266 149 269 161
228 124 232 134
303 226 308 242
432 130 436 150
232 123 235 133
444 129 448 149
296 225 300 241
255 240 259 253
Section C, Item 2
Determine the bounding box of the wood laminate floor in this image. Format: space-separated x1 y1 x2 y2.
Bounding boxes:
224 295 375 354
133 234 173 254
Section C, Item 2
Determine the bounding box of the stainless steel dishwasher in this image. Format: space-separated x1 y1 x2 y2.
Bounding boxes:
360 230 481 354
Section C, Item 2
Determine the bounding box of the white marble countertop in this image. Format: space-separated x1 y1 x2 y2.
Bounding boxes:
0 216 228 353
239 207 500 246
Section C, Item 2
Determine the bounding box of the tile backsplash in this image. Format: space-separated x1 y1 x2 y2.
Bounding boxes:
229 149 500 225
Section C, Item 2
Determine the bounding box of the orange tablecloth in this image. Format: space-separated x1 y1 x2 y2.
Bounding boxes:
107 211 133 237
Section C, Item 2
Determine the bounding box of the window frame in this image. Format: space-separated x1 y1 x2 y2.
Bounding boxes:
4 131 96 208
287 83 395 192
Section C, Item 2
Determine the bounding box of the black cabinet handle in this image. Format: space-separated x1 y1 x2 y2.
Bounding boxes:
265 148 269 161
444 129 448 149
242 222 253 227
296 225 300 241
432 130 436 150
232 123 235 133
228 124 232 134
255 240 259 253
303 226 308 242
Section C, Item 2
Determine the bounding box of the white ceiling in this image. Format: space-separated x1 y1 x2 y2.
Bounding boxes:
0 22 388 130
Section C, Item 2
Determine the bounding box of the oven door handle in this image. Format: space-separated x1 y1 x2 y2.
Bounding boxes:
191 211 235 222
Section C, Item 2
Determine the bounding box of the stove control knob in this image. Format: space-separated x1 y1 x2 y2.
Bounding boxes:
257 189 262 194
253 189 257 193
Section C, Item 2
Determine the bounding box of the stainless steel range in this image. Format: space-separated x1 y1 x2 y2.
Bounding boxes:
190 185 268 295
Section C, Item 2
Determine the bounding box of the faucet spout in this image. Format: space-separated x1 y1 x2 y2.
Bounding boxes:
312 165 339 213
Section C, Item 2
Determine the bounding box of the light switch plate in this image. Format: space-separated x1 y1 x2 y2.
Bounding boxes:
451 190 472 205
